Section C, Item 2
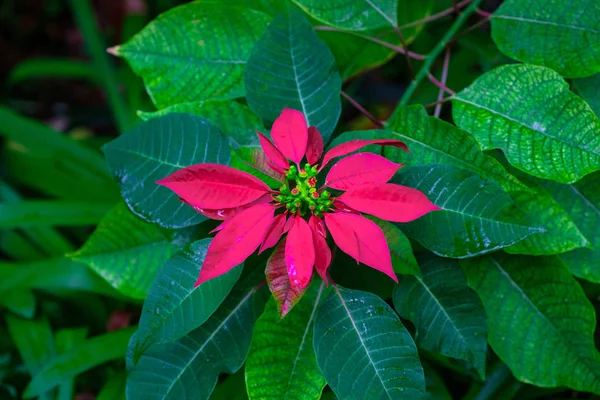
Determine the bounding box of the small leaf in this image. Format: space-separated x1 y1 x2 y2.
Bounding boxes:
491 0 600 78
257 131 290 171
246 281 329 400
325 152 401 190
321 139 407 170
132 238 243 361
103 113 231 229
365 216 419 276
266 240 306 317
309 215 332 283
293 0 397 31
115 2 271 107
462 253 600 393
245 9 341 142
453 64 600 184
230 146 286 189
260 213 287 253
393 256 488 379
314 286 425 399
306 126 324 165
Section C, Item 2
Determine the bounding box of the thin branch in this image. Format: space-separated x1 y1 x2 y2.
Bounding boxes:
428 73 455 95
475 9 492 18
424 96 453 109
393 26 415 80
434 48 452 117
398 0 472 30
313 26 426 60
341 90 383 128
452 0 459 16
449 15 491 43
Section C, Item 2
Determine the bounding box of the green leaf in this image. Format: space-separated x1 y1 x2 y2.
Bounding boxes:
0 290 36 319
394 164 542 258
314 286 425 399
230 147 285 189
424 363 452 400
365 216 419 276
293 0 397 31
126 280 266 400
8 58 95 85
55 328 88 400
540 172 600 283
70 202 193 299
491 0 600 78
97 372 127 400
331 105 529 193
246 281 328 400
103 113 231 229
245 9 342 142
24 327 136 398
209 370 248 400
462 253 600 393
573 73 600 117
138 101 264 147
393 256 488 379
0 201 112 229
452 64 600 184
115 2 271 108
132 238 243 361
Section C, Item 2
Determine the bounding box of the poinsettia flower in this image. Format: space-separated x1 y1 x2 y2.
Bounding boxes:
157 108 440 316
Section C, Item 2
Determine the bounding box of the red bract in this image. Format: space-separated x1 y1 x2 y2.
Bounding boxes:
157 108 440 316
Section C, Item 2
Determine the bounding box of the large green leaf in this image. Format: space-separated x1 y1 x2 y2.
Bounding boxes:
138 101 264 147
293 0 397 31
245 9 341 142
132 238 243 361
314 286 425 399
394 165 542 258
246 281 328 400
393 256 487 379
366 216 419 276
331 105 529 193
453 64 600 184
70 203 193 299
462 254 600 393
115 2 271 108
540 172 600 283
573 72 600 117
55 328 88 400
103 113 231 229
491 0 600 78
126 280 266 400
24 327 136 398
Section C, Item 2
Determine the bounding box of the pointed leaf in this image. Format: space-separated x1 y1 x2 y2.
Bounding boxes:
246 281 328 400
393 256 488 379
193 194 272 222
365 216 419 276
197 204 274 286
453 64 600 183
266 240 305 317
257 131 290 170
395 165 544 258
245 9 341 142
269 108 308 165
126 279 266 400
285 216 315 291
260 213 287 253
293 0 397 31
321 139 408 170
491 0 600 78
157 163 270 210
339 183 440 223
230 147 286 189
306 126 324 165
114 2 271 107
325 152 401 190
314 286 425 399
132 238 243 361
462 253 600 393
103 113 230 228
324 212 396 282
573 73 600 117
309 215 332 283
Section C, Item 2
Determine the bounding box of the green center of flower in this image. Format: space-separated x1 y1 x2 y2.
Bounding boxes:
276 163 332 217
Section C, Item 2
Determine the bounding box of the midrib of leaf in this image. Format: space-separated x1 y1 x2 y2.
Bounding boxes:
284 281 325 396
120 49 246 64
569 184 600 220
287 13 310 124
334 285 391 399
78 240 170 262
454 97 600 155
490 257 600 377
363 0 396 27
163 286 258 396
492 15 599 33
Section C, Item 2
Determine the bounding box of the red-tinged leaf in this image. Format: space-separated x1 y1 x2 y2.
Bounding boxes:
196 204 274 286
259 214 287 253
193 194 272 221
157 164 271 209
283 214 295 232
286 216 315 291
257 131 290 170
270 108 308 164
306 126 324 165
325 152 402 190
309 216 331 284
339 183 441 223
266 239 308 317
324 212 397 283
236 147 287 182
320 139 408 170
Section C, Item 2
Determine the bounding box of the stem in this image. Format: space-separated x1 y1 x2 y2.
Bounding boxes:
398 0 472 30
424 96 453 109
313 26 425 60
341 90 383 128
391 0 482 113
475 9 493 18
427 73 455 95
450 15 491 43
434 48 452 117
393 26 415 79
68 0 130 133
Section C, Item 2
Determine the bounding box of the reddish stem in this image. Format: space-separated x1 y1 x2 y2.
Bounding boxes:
434 48 452 118
449 15 491 43
424 96 453 109
393 26 415 80
475 9 493 18
398 0 472 29
340 90 384 128
428 73 455 95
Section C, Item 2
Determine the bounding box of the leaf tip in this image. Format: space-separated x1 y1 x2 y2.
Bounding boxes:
107 45 121 56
